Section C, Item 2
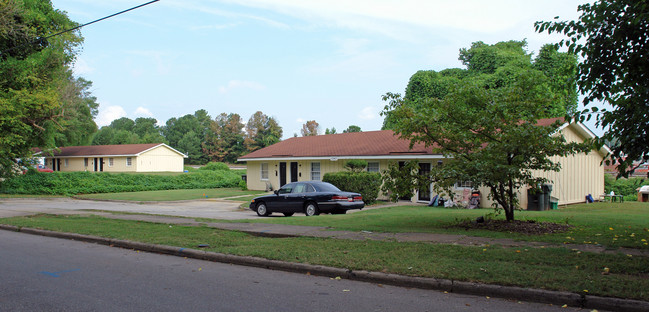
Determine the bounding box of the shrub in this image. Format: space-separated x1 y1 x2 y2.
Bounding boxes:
604 175 649 201
323 171 381 204
0 171 242 196
199 162 230 171
344 159 368 173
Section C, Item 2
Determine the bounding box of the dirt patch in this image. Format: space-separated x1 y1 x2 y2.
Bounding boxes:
454 219 573 235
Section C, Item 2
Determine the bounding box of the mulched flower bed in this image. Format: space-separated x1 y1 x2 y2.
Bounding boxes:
454 219 573 235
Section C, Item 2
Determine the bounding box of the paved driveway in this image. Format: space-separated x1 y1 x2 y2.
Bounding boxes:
0 198 257 220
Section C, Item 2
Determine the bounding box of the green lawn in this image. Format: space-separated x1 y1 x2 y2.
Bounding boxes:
232 202 649 249
75 188 267 201
1 213 648 301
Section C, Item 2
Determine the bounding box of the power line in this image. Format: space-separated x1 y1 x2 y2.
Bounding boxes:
0 0 160 57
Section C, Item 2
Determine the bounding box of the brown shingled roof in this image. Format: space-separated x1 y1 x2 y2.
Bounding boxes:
38 143 180 157
239 130 438 160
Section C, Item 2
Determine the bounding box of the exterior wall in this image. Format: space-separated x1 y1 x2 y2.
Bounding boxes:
45 156 138 172
530 126 605 206
137 146 184 172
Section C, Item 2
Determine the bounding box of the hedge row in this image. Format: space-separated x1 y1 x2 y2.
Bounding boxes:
0 170 244 196
323 171 381 204
605 175 649 201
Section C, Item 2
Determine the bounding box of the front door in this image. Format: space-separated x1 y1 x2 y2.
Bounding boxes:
94 158 98 172
290 162 298 182
279 162 287 187
418 163 431 201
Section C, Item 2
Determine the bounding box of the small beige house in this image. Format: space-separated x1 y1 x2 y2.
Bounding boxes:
238 120 608 208
39 143 187 173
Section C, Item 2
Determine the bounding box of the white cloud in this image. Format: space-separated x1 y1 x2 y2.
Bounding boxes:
358 106 379 120
134 107 154 117
72 58 94 76
296 118 305 123
218 80 267 94
96 105 127 127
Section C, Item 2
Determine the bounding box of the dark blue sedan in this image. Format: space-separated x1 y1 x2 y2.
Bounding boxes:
249 181 364 217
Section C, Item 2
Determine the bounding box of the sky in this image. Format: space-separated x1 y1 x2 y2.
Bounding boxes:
50 0 594 139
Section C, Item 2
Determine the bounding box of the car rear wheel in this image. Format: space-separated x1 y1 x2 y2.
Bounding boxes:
304 202 319 216
282 212 294 217
256 202 269 216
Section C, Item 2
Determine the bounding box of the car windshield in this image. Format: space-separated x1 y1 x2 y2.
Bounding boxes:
314 183 341 192
278 185 293 194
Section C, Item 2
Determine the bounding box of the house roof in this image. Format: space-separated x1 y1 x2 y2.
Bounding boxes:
37 143 187 158
238 130 440 161
239 118 610 162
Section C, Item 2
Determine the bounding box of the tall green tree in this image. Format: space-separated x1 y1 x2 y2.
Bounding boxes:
343 125 361 133
383 40 577 129
204 113 245 163
536 0 649 177
244 111 282 152
381 73 589 221
53 73 99 146
133 117 163 143
0 0 83 178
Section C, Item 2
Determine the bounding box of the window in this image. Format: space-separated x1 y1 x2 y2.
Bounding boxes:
367 162 379 173
64 159 69 167
455 181 473 189
310 162 321 181
108 158 114 167
126 157 132 166
84 158 88 167
260 163 268 180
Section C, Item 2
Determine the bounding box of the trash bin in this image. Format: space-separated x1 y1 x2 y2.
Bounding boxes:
528 184 553 211
527 188 541 211
550 196 558 210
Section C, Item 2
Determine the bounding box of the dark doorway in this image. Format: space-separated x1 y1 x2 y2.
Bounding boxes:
53 159 61 171
418 163 431 201
99 157 104 172
279 162 287 187
94 158 98 172
290 162 298 182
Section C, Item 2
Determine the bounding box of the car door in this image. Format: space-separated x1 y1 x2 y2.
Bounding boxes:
284 182 306 212
269 183 294 211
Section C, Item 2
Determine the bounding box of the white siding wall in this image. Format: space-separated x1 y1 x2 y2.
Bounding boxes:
137 146 185 172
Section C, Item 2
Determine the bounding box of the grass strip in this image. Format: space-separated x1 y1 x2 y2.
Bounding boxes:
232 202 649 249
1 214 648 301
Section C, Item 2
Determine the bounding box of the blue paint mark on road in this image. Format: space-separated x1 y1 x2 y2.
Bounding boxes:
179 248 185 252
39 269 80 277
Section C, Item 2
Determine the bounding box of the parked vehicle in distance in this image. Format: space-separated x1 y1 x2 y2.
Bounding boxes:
36 165 53 173
249 181 364 217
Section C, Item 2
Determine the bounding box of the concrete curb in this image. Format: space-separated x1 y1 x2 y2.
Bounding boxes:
2 224 648 311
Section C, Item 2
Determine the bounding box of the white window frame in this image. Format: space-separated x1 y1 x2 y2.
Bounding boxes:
455 180 473 189
310 162 321 181
126 157 132 167
367 162 380 173
108 158 114 167
64 159 69 167
260 163 269 180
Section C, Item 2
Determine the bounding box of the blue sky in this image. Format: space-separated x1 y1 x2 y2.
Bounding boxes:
51 0 592 138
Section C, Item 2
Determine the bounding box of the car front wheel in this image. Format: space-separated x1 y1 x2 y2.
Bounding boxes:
304 202 319 216
256 202 269 216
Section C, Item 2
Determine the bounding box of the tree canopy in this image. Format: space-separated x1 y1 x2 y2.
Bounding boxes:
381 71 589 221
382 40 577 130
536 0 649 177
244 111 282 152
0 0 90 178
301 120 319 136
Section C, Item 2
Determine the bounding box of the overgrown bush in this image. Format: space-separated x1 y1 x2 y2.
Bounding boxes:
605 175 649 201
199 162 230 171
0 171 242 196
323 171 381 204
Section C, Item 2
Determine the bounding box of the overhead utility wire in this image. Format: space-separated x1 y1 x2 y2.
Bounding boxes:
0 0 160 57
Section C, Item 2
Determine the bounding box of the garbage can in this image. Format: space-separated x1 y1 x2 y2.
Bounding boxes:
550 196 558 210
527 188 541 211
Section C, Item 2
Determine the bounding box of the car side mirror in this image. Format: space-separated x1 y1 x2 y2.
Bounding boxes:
274 190 279 195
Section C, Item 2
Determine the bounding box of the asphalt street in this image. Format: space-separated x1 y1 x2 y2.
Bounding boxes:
0 230 579 312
